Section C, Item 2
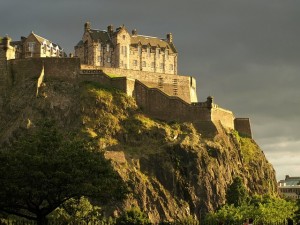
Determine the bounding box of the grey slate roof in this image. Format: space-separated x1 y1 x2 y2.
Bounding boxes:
89 29 111 43
131 35 177 53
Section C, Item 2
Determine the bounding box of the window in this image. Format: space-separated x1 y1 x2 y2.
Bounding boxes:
147 47 150 57
121 46 124 55
28 42 35 52
43 44 47 54
107 57 111 63
151 62 155 68
165 50 168 59
169 64 173 70
160 63 164 69
138 46 142 55
125 46 127 57
156 48 160 58
106 44 110 52
122 35 126 40
98 56 102 62
142 61 146 67
121 60 123 66
133 60 138 66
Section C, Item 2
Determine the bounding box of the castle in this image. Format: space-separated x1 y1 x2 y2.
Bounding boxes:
75 22 177 75
0 23 252 138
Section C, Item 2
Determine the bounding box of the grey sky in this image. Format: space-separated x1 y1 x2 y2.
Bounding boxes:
1 0 299 180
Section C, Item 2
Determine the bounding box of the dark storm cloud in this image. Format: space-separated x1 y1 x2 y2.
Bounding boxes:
1 0 299 180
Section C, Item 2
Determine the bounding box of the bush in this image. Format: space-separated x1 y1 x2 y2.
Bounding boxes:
116 207 151 225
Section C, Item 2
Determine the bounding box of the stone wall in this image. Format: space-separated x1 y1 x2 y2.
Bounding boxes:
81 65 197 103
0 57 252 138
211 107 235 130
9 58 80 84
234 118 252 138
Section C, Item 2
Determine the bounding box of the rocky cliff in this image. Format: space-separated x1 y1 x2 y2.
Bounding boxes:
0 69 277 223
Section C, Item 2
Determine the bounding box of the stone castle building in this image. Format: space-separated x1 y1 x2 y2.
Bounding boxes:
0 32 64 60
75 22 177 75
0 24 252 138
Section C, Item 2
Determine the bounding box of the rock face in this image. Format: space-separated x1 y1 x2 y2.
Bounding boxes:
0 71 277 223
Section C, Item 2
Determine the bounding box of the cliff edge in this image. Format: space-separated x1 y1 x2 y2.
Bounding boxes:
0 66 277 222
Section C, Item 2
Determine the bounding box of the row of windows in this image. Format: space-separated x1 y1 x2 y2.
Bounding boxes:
137 46 169 59
97 57 174 70
97 44 170 60
26 42 62 57
98 43 110 52
132 60 173 70
98 56 111 63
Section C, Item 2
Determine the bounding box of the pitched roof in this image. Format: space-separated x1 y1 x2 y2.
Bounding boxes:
131 35 177 53
89 29 111 43
30 32 63 50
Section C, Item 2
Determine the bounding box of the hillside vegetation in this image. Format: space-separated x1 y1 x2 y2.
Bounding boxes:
0 75 278 223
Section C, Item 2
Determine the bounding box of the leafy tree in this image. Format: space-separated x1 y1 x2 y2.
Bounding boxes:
116 207 151 225
49 196 102 224
226 177 248 207
0 121 127 225
205 195 297 224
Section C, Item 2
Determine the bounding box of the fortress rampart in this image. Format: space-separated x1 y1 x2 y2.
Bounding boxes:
0 57 252 138
81 65 197 104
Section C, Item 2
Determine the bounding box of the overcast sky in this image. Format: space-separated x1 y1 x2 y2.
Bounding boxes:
1 0 299 180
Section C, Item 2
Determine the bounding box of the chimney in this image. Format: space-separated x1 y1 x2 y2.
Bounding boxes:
132 29 137 35
167 33 173 43
107 24 114 36
2 35 12 49
84 22 91 32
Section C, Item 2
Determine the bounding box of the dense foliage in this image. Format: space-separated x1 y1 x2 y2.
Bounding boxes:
226 177 248 207
0 121 127 225
206 194 297 224
116 207 151 225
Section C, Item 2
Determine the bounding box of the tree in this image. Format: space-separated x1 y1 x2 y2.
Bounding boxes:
0 121 127 225
205 195 297 224
49 196 102 224
116 207 151 225
226 177 248 207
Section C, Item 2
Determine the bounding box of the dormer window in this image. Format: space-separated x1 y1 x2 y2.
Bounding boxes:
138 45 142 56
122 35 126 40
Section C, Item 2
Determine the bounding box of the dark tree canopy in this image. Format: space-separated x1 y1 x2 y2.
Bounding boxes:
226 177 248 207
0 121 127 225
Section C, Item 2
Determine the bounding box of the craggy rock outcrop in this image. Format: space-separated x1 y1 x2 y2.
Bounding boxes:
0 71 277 223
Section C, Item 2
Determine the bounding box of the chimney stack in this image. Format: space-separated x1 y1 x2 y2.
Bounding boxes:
166 33 173 43
132 29 137 35
84 22 91 32
107 25 114 36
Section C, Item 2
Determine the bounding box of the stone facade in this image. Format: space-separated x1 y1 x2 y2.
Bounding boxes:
0 32 64 60
75 22 177 75
278 175 300 199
